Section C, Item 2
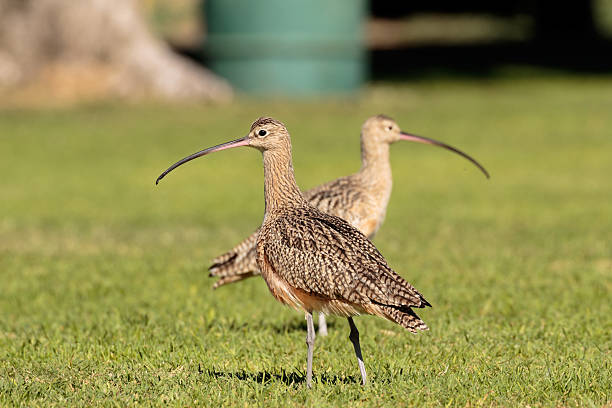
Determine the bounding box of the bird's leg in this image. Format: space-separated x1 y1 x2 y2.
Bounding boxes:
305 311 316 388
348 317 367 385
318 313 328 337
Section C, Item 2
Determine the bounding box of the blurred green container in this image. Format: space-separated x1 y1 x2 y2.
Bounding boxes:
204 0 366 96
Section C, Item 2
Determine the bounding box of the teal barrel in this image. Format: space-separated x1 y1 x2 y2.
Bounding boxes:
204 0 366 96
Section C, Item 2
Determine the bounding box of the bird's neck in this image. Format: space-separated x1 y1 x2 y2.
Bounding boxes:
359 139 392 186
262 146 306 216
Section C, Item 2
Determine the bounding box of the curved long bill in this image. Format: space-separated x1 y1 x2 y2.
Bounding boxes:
156 136 250 185
400 132 490 179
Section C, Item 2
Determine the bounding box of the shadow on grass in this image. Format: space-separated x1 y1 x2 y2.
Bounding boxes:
204 368 360 386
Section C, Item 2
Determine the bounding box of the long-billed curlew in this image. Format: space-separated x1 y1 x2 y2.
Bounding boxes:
156 117 442 387
207 115 488 335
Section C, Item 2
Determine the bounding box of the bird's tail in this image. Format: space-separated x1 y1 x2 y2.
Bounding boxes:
209 251 237 272
380 305 428 333
211 272 258 289
209 231 261 289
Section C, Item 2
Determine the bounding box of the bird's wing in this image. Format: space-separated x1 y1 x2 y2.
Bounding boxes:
303 175 379 237
261 209 429 310
304 177 364 218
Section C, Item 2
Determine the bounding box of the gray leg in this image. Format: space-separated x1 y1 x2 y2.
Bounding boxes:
348 317 367 386
305 312 315 388
318 313 328 337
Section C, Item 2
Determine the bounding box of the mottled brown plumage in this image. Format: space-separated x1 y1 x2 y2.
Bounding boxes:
155 117 438 387
209 116 395 288
209 115 488 292
257 204 430 332
249 118 430 331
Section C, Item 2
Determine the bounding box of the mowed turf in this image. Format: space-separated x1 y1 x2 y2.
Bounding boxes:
0 77 610 407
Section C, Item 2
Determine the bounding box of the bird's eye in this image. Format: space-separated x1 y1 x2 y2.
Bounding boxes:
386 125 393 131
258 129 268 137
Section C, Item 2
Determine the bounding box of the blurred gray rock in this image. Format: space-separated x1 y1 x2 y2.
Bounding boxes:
0 0 232 101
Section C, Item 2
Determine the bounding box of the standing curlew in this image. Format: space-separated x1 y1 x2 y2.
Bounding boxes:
208 115 488 335
156 117 444 387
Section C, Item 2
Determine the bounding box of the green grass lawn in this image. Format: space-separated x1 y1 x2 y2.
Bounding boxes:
1 77 611 407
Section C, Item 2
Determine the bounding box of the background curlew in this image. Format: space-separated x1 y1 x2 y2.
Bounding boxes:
156 117 437 387
208 115 488 335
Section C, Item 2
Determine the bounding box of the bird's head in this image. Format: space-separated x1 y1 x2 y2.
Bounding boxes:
246 117 291 152
361 115 404 144
155 116 290 185
361 114 490 178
